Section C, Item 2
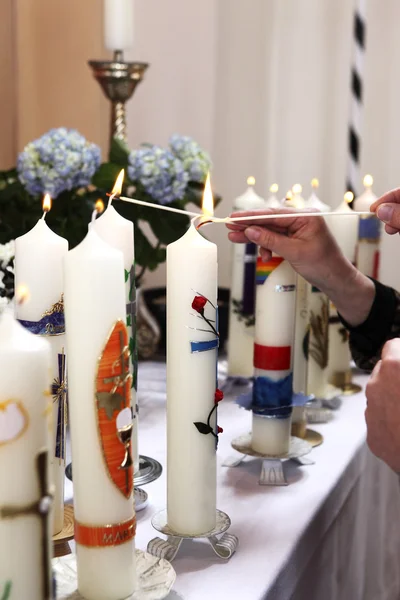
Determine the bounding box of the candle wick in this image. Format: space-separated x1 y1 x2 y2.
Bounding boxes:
41 211 47 221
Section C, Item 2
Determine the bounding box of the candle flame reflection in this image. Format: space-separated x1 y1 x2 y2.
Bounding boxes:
16 284 30 306
202 173 214 218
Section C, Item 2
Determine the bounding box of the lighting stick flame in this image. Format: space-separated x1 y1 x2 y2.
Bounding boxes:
108 169 125 205
41 194 52 220
91 199 105 223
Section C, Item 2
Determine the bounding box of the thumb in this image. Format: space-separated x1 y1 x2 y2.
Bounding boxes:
376 203 400 229
245 226 290 256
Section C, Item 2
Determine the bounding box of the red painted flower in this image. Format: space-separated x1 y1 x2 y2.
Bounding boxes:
192 295 207 314
217 426 223 434
214 389 224 404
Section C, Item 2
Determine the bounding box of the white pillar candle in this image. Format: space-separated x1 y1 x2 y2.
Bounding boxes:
227 178 265 378
14 214 68 536
353 175 380 278
327 193 359 264
167 222 218 535
64 229 136 600
0 309 53 600
252 257 296 455
104 0 134 52
306 287 330 399
265 183 281 208
94 203 139 475
305 179 331 212
292 276 310 439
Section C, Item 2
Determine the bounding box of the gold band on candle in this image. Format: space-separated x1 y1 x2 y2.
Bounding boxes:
74 516 136 548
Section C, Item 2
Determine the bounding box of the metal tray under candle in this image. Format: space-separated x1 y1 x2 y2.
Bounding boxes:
65 454 162 486
53 549 175 600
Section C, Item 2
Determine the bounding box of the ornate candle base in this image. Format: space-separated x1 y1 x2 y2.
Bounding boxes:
134 487 148 512
225 434 313 485
330 369 362 396
147 510 238 562
135 454 163 486
53 549 176 600
53 505 75 558
88 51 149 147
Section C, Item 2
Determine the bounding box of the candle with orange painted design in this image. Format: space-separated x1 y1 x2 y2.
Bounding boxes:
64 228 136 599
252 256 296 455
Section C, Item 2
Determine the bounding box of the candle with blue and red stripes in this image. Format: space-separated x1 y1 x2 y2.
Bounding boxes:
251 255 296 456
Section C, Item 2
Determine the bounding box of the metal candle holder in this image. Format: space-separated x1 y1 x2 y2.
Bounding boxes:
88 50 149 148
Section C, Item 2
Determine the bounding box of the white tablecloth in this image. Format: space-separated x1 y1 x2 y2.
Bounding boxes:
66 363 400 600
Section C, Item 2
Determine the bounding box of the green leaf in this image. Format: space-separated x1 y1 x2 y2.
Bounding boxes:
108 138 130 167
124 269 129 283
91 162 121 191
194 422 213 435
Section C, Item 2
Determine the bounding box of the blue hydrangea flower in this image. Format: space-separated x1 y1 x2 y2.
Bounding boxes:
128 146 189 204
169 134 211 183
17 128 101 198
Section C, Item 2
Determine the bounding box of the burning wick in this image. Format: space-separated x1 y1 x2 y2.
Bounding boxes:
16 285 30 306
108 169 125 206
41 194 52 220
91 199 105 223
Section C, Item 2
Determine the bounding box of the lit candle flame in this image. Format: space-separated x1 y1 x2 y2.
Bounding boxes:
95 199 105 214
247 176 256 187
286 190 293 201
41 194 52 219
202 173 214 219
363 174 373 188
344 191 354 204
269 183 279 194
311 178 319 189
109 169 125 204
15 284 30 306
292 184 302 195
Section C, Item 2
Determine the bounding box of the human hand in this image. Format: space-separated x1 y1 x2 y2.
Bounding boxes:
370 188 400 234
226 207 375 327
365 338 400 473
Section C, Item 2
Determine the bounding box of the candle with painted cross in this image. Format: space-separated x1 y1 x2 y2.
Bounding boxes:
252 255 296 455
353 174 380 278
227 177 265 378
64 227 136 599
0 301 53 600
93 171 139 475
14 194 68 536
167 174 219 535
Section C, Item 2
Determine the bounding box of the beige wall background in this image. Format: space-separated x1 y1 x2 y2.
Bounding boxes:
1 0 400 290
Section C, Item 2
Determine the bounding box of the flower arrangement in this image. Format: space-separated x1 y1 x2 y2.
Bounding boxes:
0 129 221 288
0 241 15 311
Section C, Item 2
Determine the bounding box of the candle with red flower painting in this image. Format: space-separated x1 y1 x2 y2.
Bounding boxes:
252 255 296 455
167 175 220 535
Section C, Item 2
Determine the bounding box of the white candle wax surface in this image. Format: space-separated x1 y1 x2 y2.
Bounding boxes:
167 224 218 535
292 275 310 395
0 311 52 600
326 302 352 385
252 259 296 455
15 218 68 535
93 205 139 475
228 186 265 378
64 229 136 600
104 0 134 51
327 200 359 263
305 192 331 213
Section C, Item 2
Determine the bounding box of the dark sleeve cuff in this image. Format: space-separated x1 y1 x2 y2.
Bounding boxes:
338 279 397 359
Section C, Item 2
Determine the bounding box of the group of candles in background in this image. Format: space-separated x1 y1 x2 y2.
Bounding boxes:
0 163 380 598
228 174 380 455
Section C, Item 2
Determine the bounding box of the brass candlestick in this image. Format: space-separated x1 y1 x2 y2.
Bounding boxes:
88 50 149 149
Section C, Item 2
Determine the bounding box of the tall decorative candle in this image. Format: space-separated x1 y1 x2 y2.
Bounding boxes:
104 0 134 52
0 308 53 600
252 257 296 455
64 229 136 600
353 174 380 278
291 275 310 439
15 200 68 536
227 177 265 378
167 179 219 535
326 192 359 386
94 199 139 475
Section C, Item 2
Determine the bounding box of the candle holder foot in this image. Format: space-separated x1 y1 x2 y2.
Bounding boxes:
53 504 74 558
147 509 238 562
53 548 176 600
229 434 313 486
134 487 148 512
135 454 163 486
330 370 362 396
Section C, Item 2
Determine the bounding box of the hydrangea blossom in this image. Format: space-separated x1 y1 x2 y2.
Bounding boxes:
128 146 189 204
0 241 15 305
17 128 101 198
169 134 211 183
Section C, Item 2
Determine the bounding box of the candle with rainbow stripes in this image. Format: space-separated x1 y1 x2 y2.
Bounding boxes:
251 255 296 455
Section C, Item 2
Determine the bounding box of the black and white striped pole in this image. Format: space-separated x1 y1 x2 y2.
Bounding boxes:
346 0 366 197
